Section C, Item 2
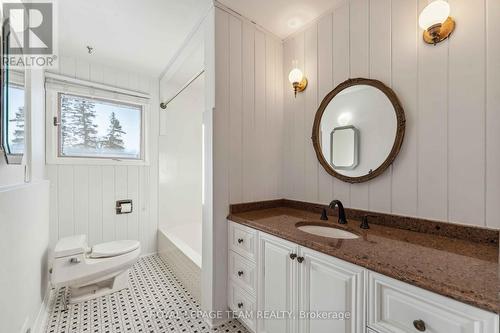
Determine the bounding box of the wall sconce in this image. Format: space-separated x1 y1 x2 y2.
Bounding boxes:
419 0 455 45
288 68 307 97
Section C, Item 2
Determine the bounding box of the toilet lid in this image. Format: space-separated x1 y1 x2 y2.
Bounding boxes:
90 240 140 258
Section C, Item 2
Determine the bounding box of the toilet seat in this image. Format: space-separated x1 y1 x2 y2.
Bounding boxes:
90 240 140 258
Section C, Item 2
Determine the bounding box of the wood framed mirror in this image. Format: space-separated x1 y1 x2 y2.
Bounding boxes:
312 78 405 183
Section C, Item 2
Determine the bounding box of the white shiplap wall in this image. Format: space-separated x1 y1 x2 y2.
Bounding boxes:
282 0 500 229
205 5 284 319
215 7 284 204
47 56 159 254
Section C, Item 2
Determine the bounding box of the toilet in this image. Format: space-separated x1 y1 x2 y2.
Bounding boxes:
50 235 140 304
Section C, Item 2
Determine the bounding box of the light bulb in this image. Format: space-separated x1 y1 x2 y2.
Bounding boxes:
288 68 304 84
419 0 450 30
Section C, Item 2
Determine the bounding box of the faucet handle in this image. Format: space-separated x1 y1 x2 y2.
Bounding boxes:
360 214 376 229
320 208 328 221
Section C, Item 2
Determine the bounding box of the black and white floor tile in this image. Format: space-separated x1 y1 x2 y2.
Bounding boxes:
45 255 249 333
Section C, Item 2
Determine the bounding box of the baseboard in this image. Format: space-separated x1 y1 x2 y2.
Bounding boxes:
140 251 158 258
32 284 54 333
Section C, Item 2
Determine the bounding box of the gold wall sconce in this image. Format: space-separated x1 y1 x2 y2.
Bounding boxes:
288 67 307 97
419 0 455 45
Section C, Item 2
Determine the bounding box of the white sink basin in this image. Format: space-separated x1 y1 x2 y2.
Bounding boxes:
297 225 359 239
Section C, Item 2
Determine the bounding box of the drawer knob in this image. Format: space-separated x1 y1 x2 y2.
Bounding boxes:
289 253 297 260
237 302 244 309
297 256 304 263
237 270 244 277
413 319 426 332
237 238 244 244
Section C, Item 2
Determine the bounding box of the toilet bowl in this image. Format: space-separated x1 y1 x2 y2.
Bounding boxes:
50 235 140 303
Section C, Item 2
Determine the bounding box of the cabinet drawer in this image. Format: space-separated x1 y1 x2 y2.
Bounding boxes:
368 272 499 333
228 250 257 295
228 282 256 332
228 221 258 261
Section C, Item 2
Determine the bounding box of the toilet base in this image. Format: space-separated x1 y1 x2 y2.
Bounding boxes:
68 269 130 303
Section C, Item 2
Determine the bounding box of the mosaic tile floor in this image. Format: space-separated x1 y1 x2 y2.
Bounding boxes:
45 255 249 333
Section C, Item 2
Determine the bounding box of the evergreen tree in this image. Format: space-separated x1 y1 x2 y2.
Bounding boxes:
10 106 24 144
60 96 77 147
72 98 98 148
102 112 126 150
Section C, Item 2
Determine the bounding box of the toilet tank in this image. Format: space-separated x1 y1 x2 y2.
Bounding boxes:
54 235 88 258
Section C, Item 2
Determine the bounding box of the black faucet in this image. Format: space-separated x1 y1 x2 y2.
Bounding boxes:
328 200 347 224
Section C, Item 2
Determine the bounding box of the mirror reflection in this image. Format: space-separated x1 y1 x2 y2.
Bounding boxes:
330 125 358 170
1 21 26 164
315 80 404 182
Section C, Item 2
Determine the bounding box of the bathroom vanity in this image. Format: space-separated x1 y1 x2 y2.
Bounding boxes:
226 200 499 333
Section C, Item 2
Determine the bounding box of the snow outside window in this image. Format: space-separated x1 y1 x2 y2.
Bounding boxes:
58 93 142 160
45 74 150 166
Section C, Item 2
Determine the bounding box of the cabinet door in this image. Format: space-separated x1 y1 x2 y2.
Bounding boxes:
368 272 499 333
258 233 299 333
298 247 365 333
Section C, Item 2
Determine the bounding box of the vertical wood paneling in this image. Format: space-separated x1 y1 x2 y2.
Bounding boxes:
57 165 74 237
228 16 243 203
114 166 128 240
88 166 103 245
317 14 334 204
486 0 500 228
368 0 392 213
101 166 115 242
282 39 294 198
47 165 59 246
127 166 140 240
282 0 498 228
292 33 306 200
304 25 319 203
254 31 267 199
265 36 278 198
139 167 151 253
275 42 284 197
448 0 485 226
349 0 370 209
242 23 256 202
332 4 352 205
74 166 89 236
417 0 448 221
390 0 418 217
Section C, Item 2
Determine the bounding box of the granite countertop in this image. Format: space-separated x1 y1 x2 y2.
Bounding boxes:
228 204 499 314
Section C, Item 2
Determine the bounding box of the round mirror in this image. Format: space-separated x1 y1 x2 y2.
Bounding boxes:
312 78 405 183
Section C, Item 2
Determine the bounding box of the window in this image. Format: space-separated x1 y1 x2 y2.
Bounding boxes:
6 84 25 155
57 93 143 160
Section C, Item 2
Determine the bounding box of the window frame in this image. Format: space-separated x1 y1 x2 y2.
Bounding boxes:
46 79 150 166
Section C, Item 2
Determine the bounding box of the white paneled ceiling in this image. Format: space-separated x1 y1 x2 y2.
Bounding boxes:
217 0 344 39
57 0 211 76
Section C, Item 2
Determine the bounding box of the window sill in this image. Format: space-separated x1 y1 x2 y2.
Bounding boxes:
46 156 150 166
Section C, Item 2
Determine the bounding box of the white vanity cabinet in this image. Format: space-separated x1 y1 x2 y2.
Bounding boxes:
368 272 499 333
258 232 299 333
298 247 365 333
227 221 499 333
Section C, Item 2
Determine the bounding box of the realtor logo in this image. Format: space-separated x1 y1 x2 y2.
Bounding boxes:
2 1 58 68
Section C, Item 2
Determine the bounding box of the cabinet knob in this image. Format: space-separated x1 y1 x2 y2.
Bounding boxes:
237 270 244 277
237 238 244 244
289 253 297 260
297 256 304 263
237 302 244 309
413 319 426 332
